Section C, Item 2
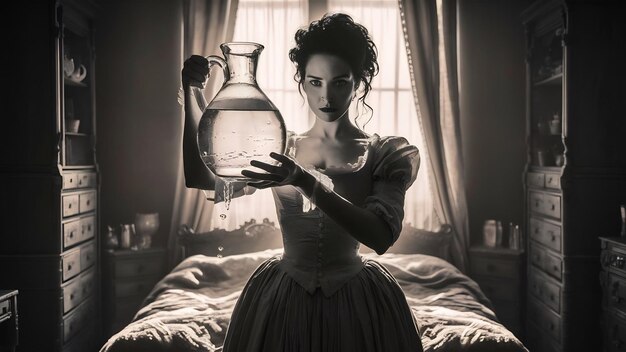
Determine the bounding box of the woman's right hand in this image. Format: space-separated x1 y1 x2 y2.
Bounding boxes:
181 55 209 90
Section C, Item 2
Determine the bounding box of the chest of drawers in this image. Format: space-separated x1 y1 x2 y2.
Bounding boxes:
600 237 626 352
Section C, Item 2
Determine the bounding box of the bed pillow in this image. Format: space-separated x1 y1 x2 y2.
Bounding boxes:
360 224 453 262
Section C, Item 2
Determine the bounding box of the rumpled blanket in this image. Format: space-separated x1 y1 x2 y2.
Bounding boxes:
99 250 528 352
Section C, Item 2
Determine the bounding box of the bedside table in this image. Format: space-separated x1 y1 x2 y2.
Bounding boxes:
469 245 525 338
0 290 18 352
103 247 166 337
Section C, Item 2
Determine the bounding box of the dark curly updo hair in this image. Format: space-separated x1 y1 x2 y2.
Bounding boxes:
288 13 379 128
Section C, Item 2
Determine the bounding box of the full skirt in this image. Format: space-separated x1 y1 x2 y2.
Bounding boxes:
222 255 423 352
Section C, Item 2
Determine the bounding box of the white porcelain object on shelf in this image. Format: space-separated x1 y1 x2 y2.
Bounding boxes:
63 55 75 77
70 64 87 82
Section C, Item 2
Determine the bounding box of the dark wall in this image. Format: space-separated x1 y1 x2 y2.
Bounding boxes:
95 0 183 247
459 0 530 245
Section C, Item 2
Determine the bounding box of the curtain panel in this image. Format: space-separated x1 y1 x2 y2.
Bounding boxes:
168 0 239 268
399 0 469 272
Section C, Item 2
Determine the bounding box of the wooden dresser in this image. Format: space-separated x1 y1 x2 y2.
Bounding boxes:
600 237 626 352
522 1 626 351
0 290 19 352
0 1 100 351
469 246 525 338
103 248 167 337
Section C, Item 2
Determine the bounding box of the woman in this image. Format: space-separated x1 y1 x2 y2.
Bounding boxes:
182 13 423 352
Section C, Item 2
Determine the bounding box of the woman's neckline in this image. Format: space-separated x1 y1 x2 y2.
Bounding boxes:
288 132 380 176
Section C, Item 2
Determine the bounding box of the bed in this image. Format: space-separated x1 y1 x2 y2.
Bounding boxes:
99 220 528 352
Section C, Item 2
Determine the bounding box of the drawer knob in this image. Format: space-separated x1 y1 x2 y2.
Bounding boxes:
550 204 556 211
70 293 75 300
68 264 72 271
551 235 556 242
549 322 554 331
69 231 75 238
68 203 72 209
86 200 91 206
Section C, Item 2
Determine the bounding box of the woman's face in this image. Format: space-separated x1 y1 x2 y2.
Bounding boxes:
302 53 356 122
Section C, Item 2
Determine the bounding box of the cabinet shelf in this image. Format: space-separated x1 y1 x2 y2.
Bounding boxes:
65 132 90 137
64 77 88 88
533 73 562 87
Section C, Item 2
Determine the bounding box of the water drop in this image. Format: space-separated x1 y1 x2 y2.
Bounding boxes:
218 246 224 252
220 213 227 220
217 254 223 258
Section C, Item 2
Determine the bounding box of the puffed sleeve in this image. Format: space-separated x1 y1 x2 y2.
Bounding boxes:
363 136 420 244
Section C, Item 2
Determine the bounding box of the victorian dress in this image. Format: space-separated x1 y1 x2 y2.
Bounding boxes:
222 133 423 352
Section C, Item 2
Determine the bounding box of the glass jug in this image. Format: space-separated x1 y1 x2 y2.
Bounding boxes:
196 42 286 182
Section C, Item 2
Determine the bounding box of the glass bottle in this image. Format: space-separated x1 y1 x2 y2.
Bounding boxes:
196 42 287 182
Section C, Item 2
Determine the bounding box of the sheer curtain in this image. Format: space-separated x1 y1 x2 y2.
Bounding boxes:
208 0 309 230
328 0 439 231
168 0 239 266
399 0 469 271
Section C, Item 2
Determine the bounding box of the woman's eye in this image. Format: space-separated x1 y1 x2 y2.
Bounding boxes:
334 80 348 87
309 80 321 87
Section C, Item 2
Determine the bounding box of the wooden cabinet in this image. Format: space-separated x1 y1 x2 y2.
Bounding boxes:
103 248 166 337
0 1 100 351
600 237 626 352
0 290 19 352
469 246 525 338
522 1 626 351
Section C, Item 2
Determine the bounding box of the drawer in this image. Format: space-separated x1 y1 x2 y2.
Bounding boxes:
530 243 563 281
529 296 562 343
80 268 96 299
80 241 96 270
63 298 93 343
77 172 97 188
62 194 80 217
63 219 82 249
63 172 78 190
79 215 96 242
62 277 83 314
545 173 561 189
527 172 545 188
475 277 519 300
529 191 561 219
543 251 563 281
63 249 82 282
608 273 626 316
530 217 562 252
79 191 97 213
529 267 562 314
115 258 164 278
527 319 561 352
470 257 518 278
115 276 158 298
0 299 10 320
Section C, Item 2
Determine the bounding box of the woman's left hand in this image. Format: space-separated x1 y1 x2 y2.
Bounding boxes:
242 152 305 189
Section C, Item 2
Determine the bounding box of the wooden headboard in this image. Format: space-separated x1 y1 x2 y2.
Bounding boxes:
178 218 283 258
178 218 453 262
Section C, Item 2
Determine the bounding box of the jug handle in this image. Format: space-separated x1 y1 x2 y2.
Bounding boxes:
192 55 228 112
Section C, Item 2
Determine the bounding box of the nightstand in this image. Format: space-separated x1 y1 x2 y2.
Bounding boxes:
469 245 525 338
103 247 166 337
0 290 18 352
